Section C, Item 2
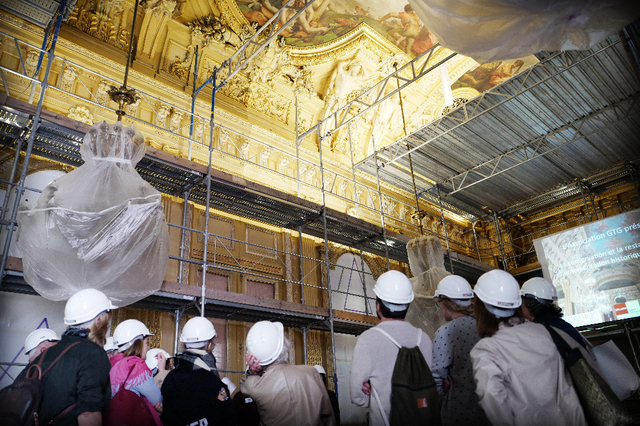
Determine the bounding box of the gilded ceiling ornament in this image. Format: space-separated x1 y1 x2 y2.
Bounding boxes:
155 104 171 128
188 14 255 50
66 0 129 51
169 47 194 81
95 80 111 104
141 0 176 18
68 106 94 125
125 98 141 118
259 148 272 167
278 156 290 176
169 110 185 133
60 67 76 92
24 49 39 78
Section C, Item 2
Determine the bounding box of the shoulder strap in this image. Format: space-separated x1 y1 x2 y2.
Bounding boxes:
374 326 423 348
371 386 390 426
373 327 401 348
25 346 49 379
543 324 571 360
42 341 82 377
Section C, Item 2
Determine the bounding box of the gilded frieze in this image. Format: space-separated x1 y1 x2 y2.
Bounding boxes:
66 0 130 52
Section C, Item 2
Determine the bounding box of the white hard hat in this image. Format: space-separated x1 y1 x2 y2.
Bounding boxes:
145 348 171 370
180 317 217 344
474 270 521 316
246 321 284 366
521 277 558 301
64 288 117 325
313 365 326 375
24 328 60 355
104 336 117 353
435 275 474 300
113 319 154 350
373 270 414 304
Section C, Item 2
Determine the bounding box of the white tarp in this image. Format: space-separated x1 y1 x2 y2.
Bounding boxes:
17 121 169 306
408 0 640 63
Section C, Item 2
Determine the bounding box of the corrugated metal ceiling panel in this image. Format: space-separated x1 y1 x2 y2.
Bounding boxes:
367 32 640 218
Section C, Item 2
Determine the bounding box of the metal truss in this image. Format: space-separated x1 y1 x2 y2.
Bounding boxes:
215 0 317 89
443 92 640 195
366 37 621 168
297 45 458 141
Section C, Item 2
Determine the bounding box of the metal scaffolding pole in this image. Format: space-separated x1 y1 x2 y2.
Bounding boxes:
436 185 454 273
579 183 594 222
0 1 68 280
298 224 305 304
492 212 509 271
178 188 192 284
358 247 370 316
504 220 517 269
318 122 339 399
373 154 391 270
472 221 482 262
200 69 219 316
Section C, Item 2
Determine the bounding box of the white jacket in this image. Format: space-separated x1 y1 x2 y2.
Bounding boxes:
470 320 587 426
350 320 433 426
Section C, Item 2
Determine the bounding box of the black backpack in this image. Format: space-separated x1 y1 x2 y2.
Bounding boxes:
0 342 80 426
372 328 441 426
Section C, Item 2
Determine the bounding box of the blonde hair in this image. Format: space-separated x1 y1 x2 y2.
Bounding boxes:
88 311 112 347
123 338 145 358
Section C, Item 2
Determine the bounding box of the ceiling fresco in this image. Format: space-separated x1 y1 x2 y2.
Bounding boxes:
235 0 437 55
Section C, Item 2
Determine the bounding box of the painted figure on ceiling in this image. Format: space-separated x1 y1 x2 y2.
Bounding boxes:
236 0 434 52
378 4 422 55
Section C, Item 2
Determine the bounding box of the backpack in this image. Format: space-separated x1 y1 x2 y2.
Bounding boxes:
372 328 441 426
104 364 157 426
0 342 80 426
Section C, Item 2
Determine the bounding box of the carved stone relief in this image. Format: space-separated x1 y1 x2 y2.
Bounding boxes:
68 106 94 125
66 0 129 52
59 67 76 92
95 80 111 104
155 104 171 128
188 14 255 50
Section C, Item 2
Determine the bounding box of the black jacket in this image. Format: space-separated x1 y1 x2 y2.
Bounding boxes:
161 351 236 426
17 334 111 425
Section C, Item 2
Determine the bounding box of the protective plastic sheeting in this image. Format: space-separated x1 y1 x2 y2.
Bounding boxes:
408 0 640 63
405 235 448 339
17 121 169 306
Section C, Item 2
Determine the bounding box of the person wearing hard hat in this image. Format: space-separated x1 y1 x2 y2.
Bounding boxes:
520 277 603 377
470 270 587 426
240 320 336 426
314 365 340 426
15 288 116 425
108 319 163 425
104 336 118 358
161 316 236 426
431 275 489 426
349 270 432 426
146 348 172 389
520 277 586 347
24 328 60 363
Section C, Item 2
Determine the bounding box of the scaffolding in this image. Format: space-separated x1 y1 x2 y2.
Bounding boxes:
2 4 640 399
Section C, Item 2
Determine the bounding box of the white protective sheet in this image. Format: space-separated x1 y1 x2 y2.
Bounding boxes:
405 235 448 339
408 0 640 63
17 121 169 306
